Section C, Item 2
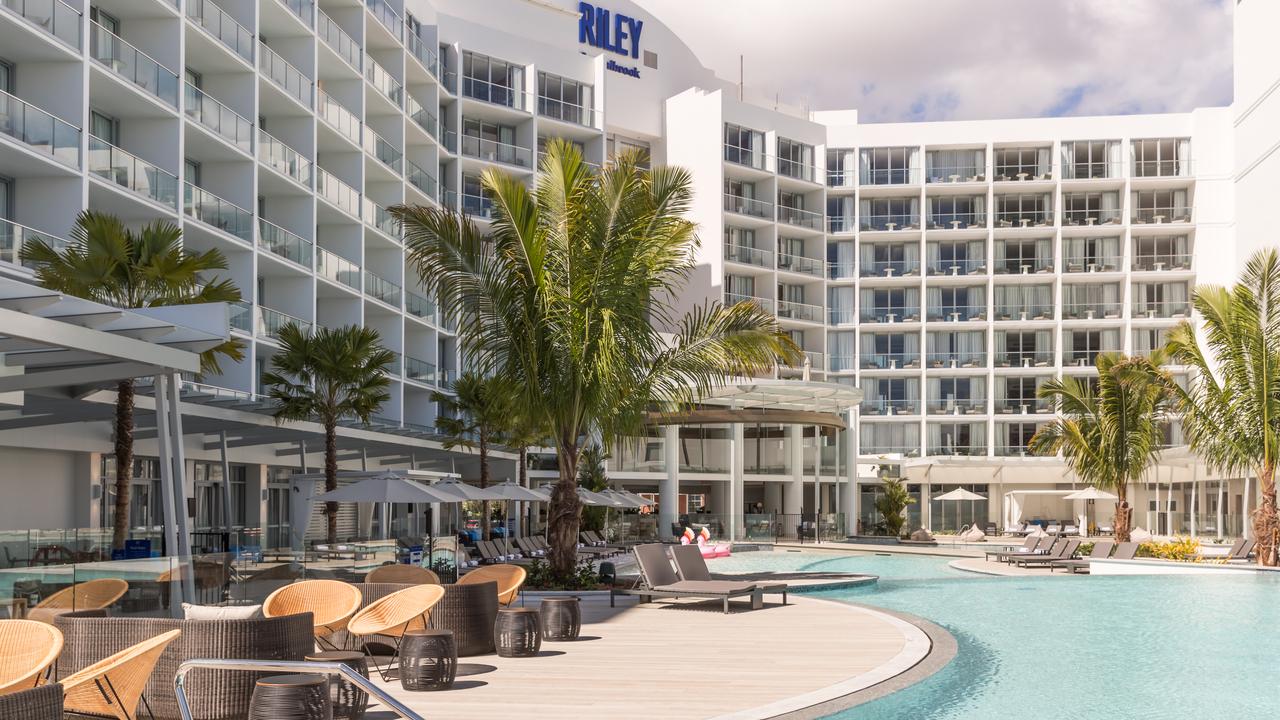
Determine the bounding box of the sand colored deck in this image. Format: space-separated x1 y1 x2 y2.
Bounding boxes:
365 592 928 720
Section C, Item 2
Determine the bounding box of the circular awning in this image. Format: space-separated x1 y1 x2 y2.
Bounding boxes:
646 379 862 429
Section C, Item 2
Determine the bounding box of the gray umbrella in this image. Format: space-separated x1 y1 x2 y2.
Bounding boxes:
600 489 649 509
313 474 458 504
487 480 549 552
578 487 624 507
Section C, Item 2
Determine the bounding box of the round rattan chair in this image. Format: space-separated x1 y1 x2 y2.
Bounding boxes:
0 620 63 696
347 585 445 680
62 628 181 720
457 564 526 606
264 580 363 649
28 578 129 625
364 565 440 585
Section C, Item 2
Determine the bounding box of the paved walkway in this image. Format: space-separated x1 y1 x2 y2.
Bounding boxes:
365 592 930 720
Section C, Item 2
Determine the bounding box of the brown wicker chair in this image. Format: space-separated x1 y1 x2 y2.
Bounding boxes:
0 620 63 696
458 564 526 606
28 578 128 625
347 584 445 679
364 564 440 585
262 579 362 649
62 629 181 720
432 581 499 656
0 683 62 719
54 611 314 720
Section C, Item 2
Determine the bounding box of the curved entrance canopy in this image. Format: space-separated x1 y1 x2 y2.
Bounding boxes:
645 379 863 430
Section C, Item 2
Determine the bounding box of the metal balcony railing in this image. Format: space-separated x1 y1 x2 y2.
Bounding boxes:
777 299 823 323
460 135 533 168
318 9 361 70
187 0 254 62
0 88 81 167
88 136 178 209
184 83 252 152
259 40 312 107
257 219 312 268
722 244 771 267
776 253 824 276
316 247 360 290
258 128 311 187
723 194 772 218
184 184 252 243
90 21 179 107
778 205 823 231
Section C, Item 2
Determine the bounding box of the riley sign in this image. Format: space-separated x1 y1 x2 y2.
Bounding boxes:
578 2 644 60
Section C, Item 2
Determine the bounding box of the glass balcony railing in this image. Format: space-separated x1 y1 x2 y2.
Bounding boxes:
537 96 594 127
406 96 439 139
440 129 457 153
363 198 400 238
862 168 920 185
1132 206 1193 224
725 293 774 314
1062 302 1123 320
90 22 179 107
827 261 856 280
781 351 824 371
460 134 533 168
365 57 402 106
461 76 526 111
777 157 817 183
861 352 920 370
439 188 457 210
437 366 456 386
366 0 402 40
723 244 771 267
228 300 253 333
187 0 254 62
439 66 458 95
1132 254 1192 272
1061 161 1122 180
1132 300 1192 319
406 34 439 79
995 397 1053 414
2 0 82 49
994 350 1053 367
257 219 312 268
928 442 986 457
826 216 854 233
184 83 252 152
724 143 767 170
926 257 986 275
317 88 361 144
1062 208 1122 226
461 193 494 219
827 355 856 372
257 128 311 187
929 305 987 322
860 214 920 232
994 164 1053 181
1133 159 1192 178
363 128 402 174
257 305 310 340
860 399 920 416
184 184 252 243
404 355 436 384
925 165 985 183
778 205 823 231
405 290 435 323
315 166 361 217
994 210 1053 228
723 193 772 218
259 40 312 107
926 351 986 368
316 246 360 290
1064 256 1121 273
0 218 65 268
88 136 178 209
861 306 920 323
860 259 920 277
827 308 856 325
826 170 854 188
777 299 823 323
927 398 987 415
993 305 1053 321
926 212 986 230
317 9 361 70
995 257 1054 274
406 160 436 199
278 0 313 25
0 88 81 167
364 269 401 306
776 253 824 277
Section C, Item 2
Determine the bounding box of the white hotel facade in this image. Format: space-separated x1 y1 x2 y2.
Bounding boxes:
0 0 1273 543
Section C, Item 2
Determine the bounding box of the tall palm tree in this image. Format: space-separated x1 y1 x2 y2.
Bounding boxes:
20 211 242 550
261 324 395 545
1029 353 1171 542
432 372 514 540
393 140 797 577
1166 249 1280 566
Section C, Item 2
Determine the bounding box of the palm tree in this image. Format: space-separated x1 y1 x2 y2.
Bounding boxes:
393 140 797 577
1166 249 1280 566
874 477 915 538
432 372 514 540
261 324 395 545
20 211 242 550
1029 353 1171 543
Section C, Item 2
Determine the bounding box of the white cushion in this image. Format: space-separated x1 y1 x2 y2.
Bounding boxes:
182 603 262 621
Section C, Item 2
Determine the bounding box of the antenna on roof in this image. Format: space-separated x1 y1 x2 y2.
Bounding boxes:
738 54 743 101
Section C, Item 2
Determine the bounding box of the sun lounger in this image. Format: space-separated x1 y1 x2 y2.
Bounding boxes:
1013 538 1080 567
1225 538 1257 564
516 537 546 557
984 535 1039 561
669 545 787 605
1050 540 1114 573
987 535 1054 562
611 544 763 614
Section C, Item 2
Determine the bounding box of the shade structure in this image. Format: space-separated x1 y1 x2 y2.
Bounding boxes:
431 477 506 501
933 488 987 502
485 480 548 502
611 488 657 507
313 474 459 504
1063 487 1119 501
599 489 650 509
525 486 553 502
577 487 624 507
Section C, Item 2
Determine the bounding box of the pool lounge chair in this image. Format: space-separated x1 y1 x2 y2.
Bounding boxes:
1050 540 1114 573
984 535 1039 561
987 535 1055 563
1225 538 1257 564
1014 538 1081 567
611 544 763 614
669 545 788 605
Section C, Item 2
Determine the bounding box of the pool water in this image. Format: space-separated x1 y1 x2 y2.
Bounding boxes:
708 550 1280 718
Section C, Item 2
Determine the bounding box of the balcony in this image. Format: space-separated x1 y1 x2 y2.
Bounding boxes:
366 0 403 40
725 293 774 314
363 128 402 174
926 258 986 276
406 34 439 79
776 253 823 277
184 184 252 243
364 269 401 306
929 305 986 322
827 308 856 325
259 40 312 107
994 210 1053 228
365 57 402 106
860 214 920 232
1132 254 1192 272
826 170 854 188
88 136 178 209
406 160 436 199
861 259 920 278
315 166 360 217
406 290 435 323
781 351 824 372
826 216 854 234
861 399 920 416
724 143 767 170
927 398 987 415
2 0 81 49
257 219 312 268
1062 302 1122 320
461 135 532 168
993 163 1052 181
537 96 595 127
777 299 823 323
0 89 80 167
363 198 400 238
184 83 252 153
228 300 252 333
995 443 1037 458
405 355 436 384
439 188 457 210
90 22 179 107
928 442 986 457
993 305 1052 322
187 0 253 63
925 165 985 184
317 89 360 145
723 194 772 219
258 128 311 187
1132 300 1191 319
461 76 526 111
926 211 986 231
994 350 1053 368
778 205 823 231
828 261 855 280
257 305 310 340
0 218 65 269
316 246 360 290
861 352 920 370
1132 206 1193 224
827 355 856 372
926 351 986 368
777 157 817 183
456 192 491 219
406 96 439 139
1061 161 1122 181
995 397 1052 414
862 168 920 185
723 244 771 268
861 306 920 323
1133 159 1192 178
1063 256 1120 273
1062 208 1122 227
318 9 361 70
440 129 457 154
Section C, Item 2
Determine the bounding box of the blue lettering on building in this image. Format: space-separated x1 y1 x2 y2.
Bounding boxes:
578 2 644 60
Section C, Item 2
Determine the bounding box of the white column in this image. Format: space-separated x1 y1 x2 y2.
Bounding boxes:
731 422 745 541
785 424 804 518
1243 475 1252 540
1189 465 1198 538
1216 477 1225 540
842 408 858 536
660 423 680 540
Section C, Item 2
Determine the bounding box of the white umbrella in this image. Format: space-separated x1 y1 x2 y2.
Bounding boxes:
578 487 624 507
600 489 649 509
431 478 506 501
487 480 548 553
1064 487 1118 536
312 474 458 504
932 487 986 533
612 488 657 506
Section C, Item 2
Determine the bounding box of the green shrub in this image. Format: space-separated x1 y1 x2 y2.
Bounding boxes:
1136 536 1201 562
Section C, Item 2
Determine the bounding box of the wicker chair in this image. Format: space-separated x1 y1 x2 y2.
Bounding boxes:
28 578 129 625
263 579 362 648
458 564 526 606
432 581 499 656
347 585 445 679
62 629 180 720
0 620 63 696
54 611 314 720
364 564 440 585
0 683 62 719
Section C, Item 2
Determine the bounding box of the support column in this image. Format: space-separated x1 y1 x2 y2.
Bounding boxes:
1216 476 1224 540
218 432 233 537
155 373 194 610
785 425 804 519
765 481 783 515
1243 475 1252 540
1190 465 1198 538
842 408 858 537
730 422 744 541
660 424 680 540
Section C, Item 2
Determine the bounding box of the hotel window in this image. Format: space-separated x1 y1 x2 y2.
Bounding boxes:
859 146 919 185
929 285 986 321
928 422 985 456
926 240 985 275
1132 138 1190 177
993 146 1051 180
724 123 765 168
1063 236 1121 272
724 226 756 250
995 329 1053 366
994 284 1052 319
927 330 984 366
860 422 920 455
928 195 985 229
1062 282 1121 318
925 149 985 183
860 241 919 276
725 273 756 302
89 110 118 145
461 50 524 108
1132 189 1191 223
997 376 1050 412
462 117 521 164
1132 235 1191 271
1064 328 1120 365
860 332 918 369
536 71 592 125
99 457 163 530
1133 282 1191 318
777 137 814 181
860 287 919 322
859 196 919 230
862 377 919 414
1062 140 1119 179
0 60 9 92
999 423 1041 456
827 195 854 232
827 147 856 187
1062 191 1120 225
994 193 1052 226
994 237 1052 273
1133 328 1172 357
193 461 248 530
607 133 650 166
461 173 492 217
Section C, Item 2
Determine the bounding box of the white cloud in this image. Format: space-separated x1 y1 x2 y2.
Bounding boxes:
631 0 1233 122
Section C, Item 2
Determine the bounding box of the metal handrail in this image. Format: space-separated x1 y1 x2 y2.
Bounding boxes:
174 659 424 720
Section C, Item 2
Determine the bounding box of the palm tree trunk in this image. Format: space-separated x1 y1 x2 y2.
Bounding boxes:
479 430 491 541
112 379 135 551
519 446 529 533
1114 484 1133 544
548 437 582 578
1254 465 1278 566
324 418 338 545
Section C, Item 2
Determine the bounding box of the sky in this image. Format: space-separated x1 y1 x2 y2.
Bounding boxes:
631 0 1234 123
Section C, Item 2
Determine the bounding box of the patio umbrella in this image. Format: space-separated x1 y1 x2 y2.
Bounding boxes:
1064 487 1118 535
612 488 657 506
932 488 986 534
487 480 547 553
312 474 458 504
578 487 624 506
600 489 649 509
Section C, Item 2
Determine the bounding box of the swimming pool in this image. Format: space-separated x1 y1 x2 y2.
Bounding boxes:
708 550 1280 718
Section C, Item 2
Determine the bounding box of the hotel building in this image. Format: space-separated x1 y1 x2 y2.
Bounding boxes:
0 0 1267 545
